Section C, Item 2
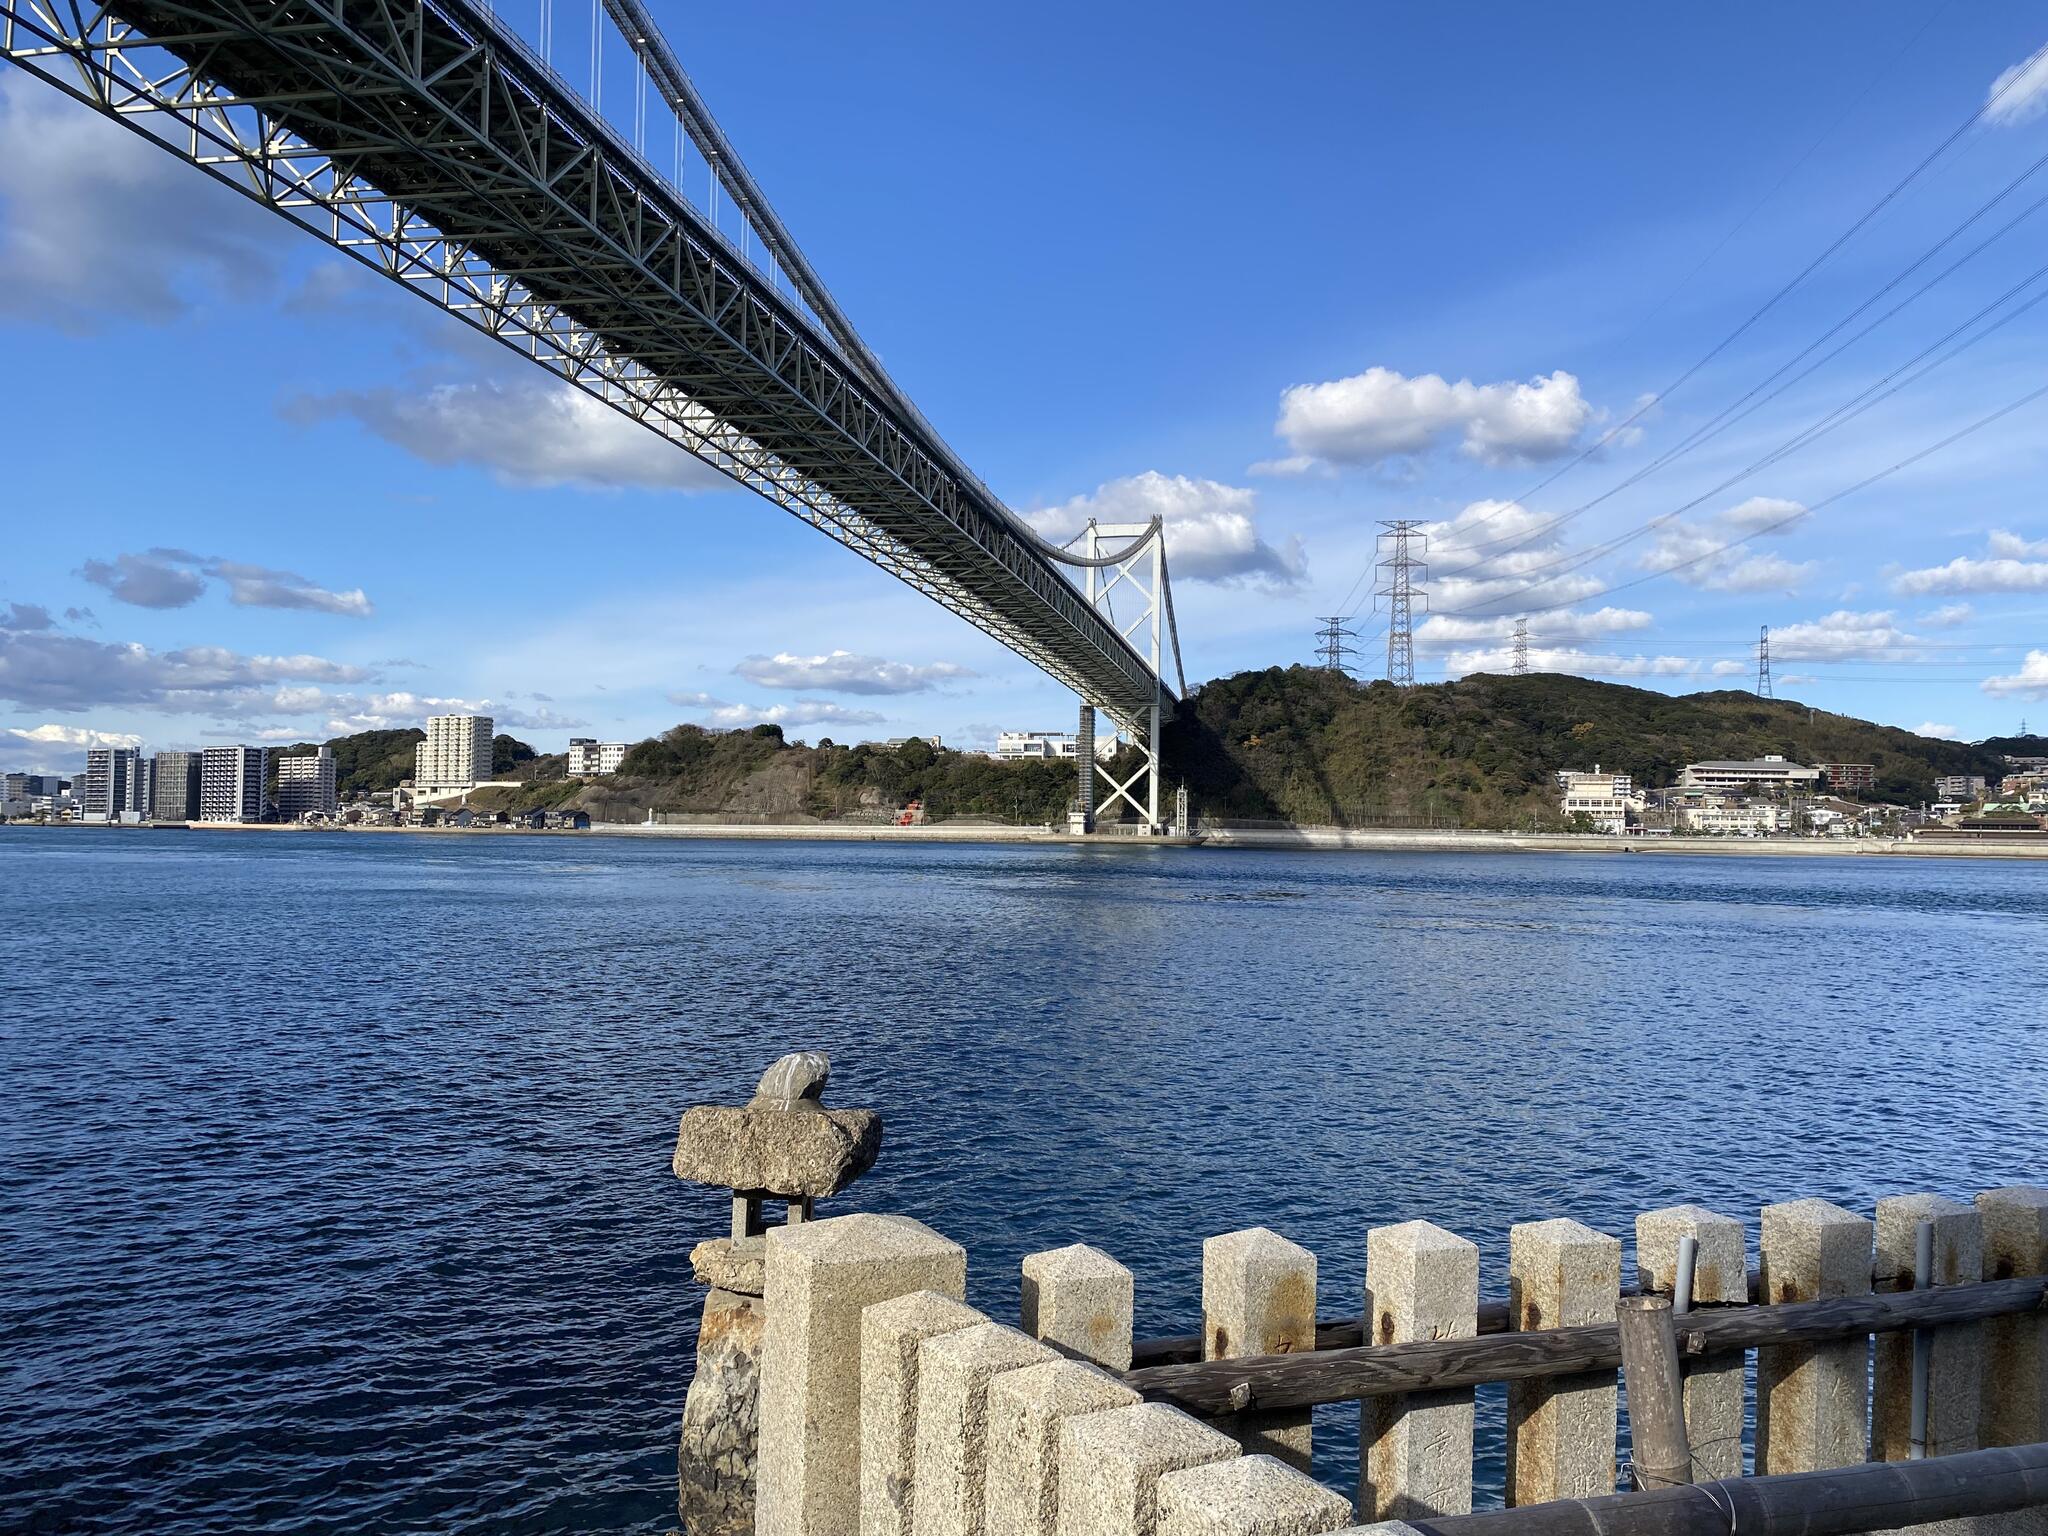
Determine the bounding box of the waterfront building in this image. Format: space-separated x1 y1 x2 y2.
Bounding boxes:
567 739 629 777
82 747 147 820
151 751 203 822
414 714 493 802
994 729 1114 761
1934 773 1989 802
277 746 338 820
1555 763 1633 797
1818 762 1876 793
200 745 269 822
1676 755 1821 794
1676 800 1783 836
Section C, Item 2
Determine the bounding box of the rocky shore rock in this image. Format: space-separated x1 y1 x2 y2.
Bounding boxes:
678 1289 763 1536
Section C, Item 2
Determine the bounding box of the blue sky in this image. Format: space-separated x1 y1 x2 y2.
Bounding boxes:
3 2 2047 775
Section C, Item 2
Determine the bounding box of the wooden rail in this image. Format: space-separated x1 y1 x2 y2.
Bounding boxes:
1410 1441 2048 1536
1124 1272 2047 1416
1129 1271 1765 1366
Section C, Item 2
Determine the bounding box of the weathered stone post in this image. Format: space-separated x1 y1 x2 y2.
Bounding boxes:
759 1213 967 1536
1056 1402 1239 1536
1360 1220 1479 1521
913 1322 1058 1536
1202 1228 1318 1470
1156 1454 1354 1536
1636 1204 1747 1482
1022 1244 1136 1371
862 1292 984 1536
1505 1218 1621 1505
1979 1186 2048 1536
985 1359 1141 1536
1756 1197 1871 1475
1872 1194 1983 1462
671 1052 886 1536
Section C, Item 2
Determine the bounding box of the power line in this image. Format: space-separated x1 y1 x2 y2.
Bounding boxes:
1314 615 1359 675
1374 521 1429 685
1424 37 2048 570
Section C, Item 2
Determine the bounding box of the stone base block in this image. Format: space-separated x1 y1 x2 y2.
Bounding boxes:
680 1288 764 1536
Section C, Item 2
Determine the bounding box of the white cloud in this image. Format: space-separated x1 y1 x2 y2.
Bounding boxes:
667 690 885 728
1642 496 1815 593
733 650 974 695
0 75 285 332
1919 603 1974 629
1986 46 2048 127
1420 499 1605 613
1027 472 1306 589
1914 721 1960 739
1982 650 2048 700
1415 605 1651 649
316 691 585 733
1892 530 2048 595
3 721 142 750
1771 609 1922 662
285 373 726 492
1275 366 1594 467
78 548 371 616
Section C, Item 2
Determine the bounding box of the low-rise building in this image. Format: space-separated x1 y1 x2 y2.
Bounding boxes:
1677 755 1821 794
995 730 1115 762
567 739 629 777
1818 762 1875 794
1677 800 1782 836
1555 763 1633 798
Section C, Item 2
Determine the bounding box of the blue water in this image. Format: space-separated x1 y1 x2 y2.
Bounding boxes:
3 827 2044 1533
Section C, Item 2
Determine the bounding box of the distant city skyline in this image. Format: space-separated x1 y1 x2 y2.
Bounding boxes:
5 4 2048 776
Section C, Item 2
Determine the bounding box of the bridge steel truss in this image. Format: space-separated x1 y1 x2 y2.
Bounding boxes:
0 0 1175 752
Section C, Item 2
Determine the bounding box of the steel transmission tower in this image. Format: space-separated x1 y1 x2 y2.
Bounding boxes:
1511 618 1530 676
1314 615 1359 674
1374 521 1429 686
1756 625 1773 699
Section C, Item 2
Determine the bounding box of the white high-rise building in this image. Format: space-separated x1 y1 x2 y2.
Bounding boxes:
82 747 147 820
278 746 338 819
200 745 269 822
414 714 494 802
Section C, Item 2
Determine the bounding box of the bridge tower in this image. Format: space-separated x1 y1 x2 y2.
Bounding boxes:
1071 520 1170 834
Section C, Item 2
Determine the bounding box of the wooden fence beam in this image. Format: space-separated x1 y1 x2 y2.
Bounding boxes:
1122 1275 2048 1418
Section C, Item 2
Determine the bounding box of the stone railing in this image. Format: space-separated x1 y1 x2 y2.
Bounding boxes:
669 1061 2047 1536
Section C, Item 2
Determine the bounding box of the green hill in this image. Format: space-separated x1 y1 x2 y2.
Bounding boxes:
1164 667 2015 828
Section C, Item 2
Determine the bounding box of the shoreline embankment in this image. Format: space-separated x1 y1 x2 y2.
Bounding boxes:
13 819 2048 859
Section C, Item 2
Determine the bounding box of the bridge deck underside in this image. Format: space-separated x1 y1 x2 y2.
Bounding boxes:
92 0 1164 714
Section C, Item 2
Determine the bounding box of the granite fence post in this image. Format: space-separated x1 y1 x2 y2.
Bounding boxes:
1203 1228 1318 1470
1505 1217 1622 1505
1755 1198 1871 1476
1023 1244 1136 1371
1978 1186 2048 1536
1359 1220 1478 1521
860 1291 985 1536
1055 1402 1239 1536
985 1359 1141 1536
912 1322 1058 1536
1156 1454 1355 1536
1871 1194 1984 1462
757 1213 967 1536
1635 1204 1747 1483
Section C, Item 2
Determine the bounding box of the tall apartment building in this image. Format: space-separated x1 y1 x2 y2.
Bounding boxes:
567 739 628 777
82 747 147 819
1935 773 1989 802
277 746 338 819
200 745 269 822
151 751 202 821
413 714 494 802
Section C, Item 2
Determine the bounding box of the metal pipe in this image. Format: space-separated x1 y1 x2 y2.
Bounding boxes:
1910 1216 1934 1460
1674 1233 1698 1317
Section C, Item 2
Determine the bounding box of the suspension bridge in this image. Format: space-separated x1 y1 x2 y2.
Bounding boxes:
0 0 1183 828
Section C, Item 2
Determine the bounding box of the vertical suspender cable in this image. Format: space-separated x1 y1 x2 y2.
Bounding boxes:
588 0 598 103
